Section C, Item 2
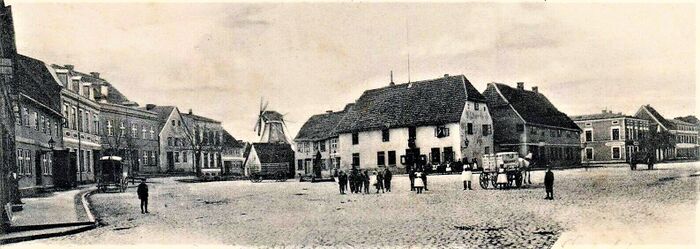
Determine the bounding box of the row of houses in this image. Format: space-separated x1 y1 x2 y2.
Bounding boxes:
294 74 699 177
0 1 246 198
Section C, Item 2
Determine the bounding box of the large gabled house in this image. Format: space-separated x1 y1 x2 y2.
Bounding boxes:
334 74 494 172
143 105 193 173
482 82 581 167
294 105 350 178
635 105 699 161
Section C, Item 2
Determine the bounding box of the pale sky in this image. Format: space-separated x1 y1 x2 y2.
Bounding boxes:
8 1 696 142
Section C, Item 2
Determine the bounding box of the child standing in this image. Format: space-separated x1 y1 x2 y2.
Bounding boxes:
414 170 424 194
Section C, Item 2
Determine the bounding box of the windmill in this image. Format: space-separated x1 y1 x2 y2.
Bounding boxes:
253 98 291 144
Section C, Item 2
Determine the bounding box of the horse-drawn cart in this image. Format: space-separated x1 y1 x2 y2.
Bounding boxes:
479 152 526 189
96 156 128 193
249 163 289 183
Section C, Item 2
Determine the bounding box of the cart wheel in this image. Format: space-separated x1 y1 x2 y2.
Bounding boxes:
479 172 489 189
490 174 498 189
515 172 523 188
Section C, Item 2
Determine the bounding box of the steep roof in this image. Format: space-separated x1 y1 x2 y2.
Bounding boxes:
491 83 579 130
252 143 294 164
674 116 699 125
144 105 175 122
15 54 61 113
295 109 347 141
335 75 485 133
639 105 675 130
222 129 245 148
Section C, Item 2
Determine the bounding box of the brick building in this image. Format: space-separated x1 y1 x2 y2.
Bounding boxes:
334 74 494 172
482 82 581 167
570 111 649 164
13 55 64 195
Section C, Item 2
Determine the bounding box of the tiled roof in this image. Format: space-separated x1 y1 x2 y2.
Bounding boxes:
252 143 294 164
640 105 675 130
222 130 245 148
492 83 580 130
295 109 347 141
335 75 485 133
570 112 639 121
182 112 220 124
15 54 62 113
674 116 699 125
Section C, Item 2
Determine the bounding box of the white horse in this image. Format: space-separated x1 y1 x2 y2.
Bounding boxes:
518 155 532 185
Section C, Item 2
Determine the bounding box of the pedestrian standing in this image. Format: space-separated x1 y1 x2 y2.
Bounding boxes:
349 170 356 194
414 170 424 194
137 179 149 214
375 170 384 193
421 164 429 191
338 171 347 194
461 162 473 190
363 170 370 194
383 168 392 192
544 167 554 200
408 165 415 191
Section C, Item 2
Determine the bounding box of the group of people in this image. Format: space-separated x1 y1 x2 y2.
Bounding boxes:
336 168 393 194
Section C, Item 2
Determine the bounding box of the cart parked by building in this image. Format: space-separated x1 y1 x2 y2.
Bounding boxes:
249 163 289 183
479 152 524 189
96 156 129 192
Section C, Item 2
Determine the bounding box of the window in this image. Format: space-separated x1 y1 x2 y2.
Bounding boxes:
352 132 359 145
174 138 180 147
382 129 390 142
388 151 396 165
585 130 593 142
530 126 537 135
612 147 621 159
47 120 52 136
143 151 148 165
352 153 360 168
443 147 454 162
611 128 620 141
174 152 180 163
435 126 449 138
167 137 173 146
319 140 326 152
142 125 147 139
377 152 385 166
177 120 181 127
467 123 473 135
106 120 113 136
585 148 594 160
612 120 619 125
132 124 138 138
150 126 155 140
84 111 90 133
34 112 39 131
183 151 188 162
297 160 303 170
119 122 125 137
40 116 45 133
171 120 175 126
484 146 491 154
330 138 338 153
408 126 417 138
474 102 479 111
482 124 491 136
21 107 28 127
86 151 91 172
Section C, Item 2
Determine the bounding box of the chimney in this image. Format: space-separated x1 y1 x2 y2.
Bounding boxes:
90 72 100 78
188 109 193 115
146 104 156 110
64 64 74 71
532 86 538 93
389 71 395 86
517 82 524 90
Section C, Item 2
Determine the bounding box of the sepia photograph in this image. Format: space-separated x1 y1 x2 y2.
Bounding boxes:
0 0 697 248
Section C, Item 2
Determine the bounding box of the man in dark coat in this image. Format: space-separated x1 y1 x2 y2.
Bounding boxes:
408 165 415 191
421 164 429 191
375 170 384 193
338 171 348 194
137 179 149 213
544 167 554 200
363 170 370 194
383 168 392 192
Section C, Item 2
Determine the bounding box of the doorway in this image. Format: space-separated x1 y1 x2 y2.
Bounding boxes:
166 152 174 171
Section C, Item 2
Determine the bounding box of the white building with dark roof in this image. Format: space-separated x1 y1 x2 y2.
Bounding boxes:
334 74 494 173
294 105 350 178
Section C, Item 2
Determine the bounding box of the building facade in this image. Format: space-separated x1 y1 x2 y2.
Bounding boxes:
145 105 194 173
52 65 102 183
182 110 224 177
13 55 64 195
334 75 494 173
294 107 349 178
571 111 650 164
0 0 18 228
635 105 700 161
483 82 581 167
99 102 160 174
221 130 246 176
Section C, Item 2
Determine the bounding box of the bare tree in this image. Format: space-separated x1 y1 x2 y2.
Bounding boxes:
184 121 222 178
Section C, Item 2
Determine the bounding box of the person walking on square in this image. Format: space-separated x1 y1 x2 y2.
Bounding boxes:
363 170 370 194
461 161 473 190
414 170 424 194
544 167 554 200
383 168 392 192
137 179 149 214
375 170 384 193
338 171 348 194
